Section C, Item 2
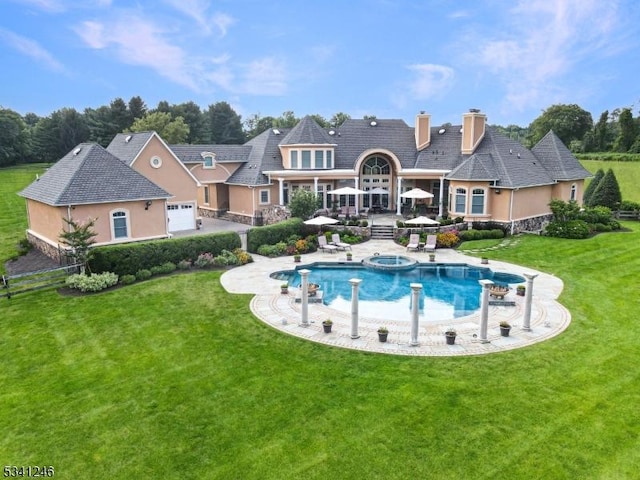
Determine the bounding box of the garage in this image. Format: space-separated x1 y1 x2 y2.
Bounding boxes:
167 203 195 232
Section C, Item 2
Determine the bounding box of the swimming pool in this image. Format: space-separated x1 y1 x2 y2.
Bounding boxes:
271 262 525 322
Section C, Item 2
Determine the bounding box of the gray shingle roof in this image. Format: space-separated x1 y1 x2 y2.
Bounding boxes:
106 131 155 165
226 128 292 185
20 143 171 205
415 125 466 170
447 153 499 181
280 116 335 145
170 144 252 163
532 130 592 181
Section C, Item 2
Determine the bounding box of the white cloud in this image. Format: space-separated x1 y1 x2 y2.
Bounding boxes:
0 27 66 72
237 57 288 96
163 0 235 37
9 0 111 11
406 64 455 99
468 0 623 113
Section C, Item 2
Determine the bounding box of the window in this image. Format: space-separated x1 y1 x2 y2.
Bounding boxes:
471 188 485 214
259 189 270 205
326 150 333 169
291 151 298 168
150 156 162 169
570 183 577 201
454 188 467 214
301 150 311 169
201 152 215 168
112 210 129 239
204 186 210 205
315 151 323 168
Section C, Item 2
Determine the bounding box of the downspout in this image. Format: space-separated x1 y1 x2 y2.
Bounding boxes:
509 189 515 235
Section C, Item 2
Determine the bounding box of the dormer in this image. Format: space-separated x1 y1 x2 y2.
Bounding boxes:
415 112 431 151
461 109 486 155
278 116 336 170
201 151 216 169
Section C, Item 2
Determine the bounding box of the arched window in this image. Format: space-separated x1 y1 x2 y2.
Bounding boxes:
454 188 467 214
361 156 391 208
471 188 485 214
570 183 577 201
111 210 129 239
201 152 215 168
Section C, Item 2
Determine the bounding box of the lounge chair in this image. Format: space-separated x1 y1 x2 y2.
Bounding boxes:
318 235 338 253
406 233 420 251
331 233 351 251
424 234 437 253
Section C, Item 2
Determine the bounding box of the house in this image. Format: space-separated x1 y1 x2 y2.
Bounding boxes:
19 143 172 259
20 108 591 260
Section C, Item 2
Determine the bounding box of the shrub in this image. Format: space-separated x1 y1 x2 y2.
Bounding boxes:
360 220 368 227
544 220 591 239
135 269 152 281
120 274 136 285
150 265 164 276
619 200 640 211
213 255 228 267
177 259 192 270
66 272 119 292
436 231 460 248
233 248 253 265
246 218 305 253
89 231 241 275
194 252 215 268
257 244 280 257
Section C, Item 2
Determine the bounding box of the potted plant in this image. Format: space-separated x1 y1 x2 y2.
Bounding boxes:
346 252 353 261
499 321 512 337
429 252 436 262
516 285 526 296
377 326 389 343
481 257 489 264
280 283 289 294
294 254 301 263
322 318 333 333
445 327 457 345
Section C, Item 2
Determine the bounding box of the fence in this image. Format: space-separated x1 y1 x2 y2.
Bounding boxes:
1 264 81 299
615 210 640 220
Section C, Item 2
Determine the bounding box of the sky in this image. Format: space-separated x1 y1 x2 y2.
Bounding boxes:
1 0 639 128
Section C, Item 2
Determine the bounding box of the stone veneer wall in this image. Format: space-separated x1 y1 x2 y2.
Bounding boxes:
197 207 226 219
394 223 466 239
261 206 290 226
27 231 63 263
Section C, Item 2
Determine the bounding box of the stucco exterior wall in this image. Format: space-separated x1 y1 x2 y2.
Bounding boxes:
25 199 168 250
189 162 242 183
131 135 198 203
552 180 584 204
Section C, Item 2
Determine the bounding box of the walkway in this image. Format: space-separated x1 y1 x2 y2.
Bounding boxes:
221 239 571 357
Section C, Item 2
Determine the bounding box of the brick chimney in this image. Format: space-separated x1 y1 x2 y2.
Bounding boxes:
415 112 431 151
461 109 486 154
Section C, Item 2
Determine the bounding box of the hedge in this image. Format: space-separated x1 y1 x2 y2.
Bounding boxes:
246 218 305 253
89 231 241 276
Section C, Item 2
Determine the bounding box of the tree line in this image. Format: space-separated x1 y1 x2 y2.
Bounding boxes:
1 96 638 167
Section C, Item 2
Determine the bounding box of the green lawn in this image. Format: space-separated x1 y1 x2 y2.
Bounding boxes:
2 166 640 479
580 159 640 202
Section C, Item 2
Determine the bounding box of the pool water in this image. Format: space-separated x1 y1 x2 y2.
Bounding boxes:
272 263 525 322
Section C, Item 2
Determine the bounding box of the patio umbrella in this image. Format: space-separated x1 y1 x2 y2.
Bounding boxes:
304 215 339 233
400 188 434 199
404 215 440 225
327 186 366 212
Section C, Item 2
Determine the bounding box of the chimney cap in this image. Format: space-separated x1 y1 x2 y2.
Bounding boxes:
469 108 481 113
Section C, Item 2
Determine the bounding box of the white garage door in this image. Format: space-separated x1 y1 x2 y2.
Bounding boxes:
167 203 195 232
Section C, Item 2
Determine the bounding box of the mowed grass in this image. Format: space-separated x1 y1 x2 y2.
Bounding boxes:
581 159 640 202
2 166 640 479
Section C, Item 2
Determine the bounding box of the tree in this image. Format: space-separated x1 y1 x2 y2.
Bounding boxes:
309 114 329 128
0 107 30 166
59 217 98 272
527 104 593 148
612 108 637 152
206 102 244 144
127 96 147 123
589 169 622 209
593 110 612 152
244 114 276 140
31 108 89 163
583 168 604 206
549 199 580 222
273 111 299 129
85 105 119 146
129 111 190 143
330 112 351 127
173 101 208 144
288 189 320 219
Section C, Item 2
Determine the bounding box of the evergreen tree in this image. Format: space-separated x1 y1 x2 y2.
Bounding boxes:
206 102 245 144
589 169 622 209
59 217 98 272
612 108 637 152
583 168 604 206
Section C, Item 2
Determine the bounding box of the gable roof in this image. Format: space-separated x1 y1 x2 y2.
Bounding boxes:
20 143 171 205
106 131 155 165
170 144 252 163
532 130 592 181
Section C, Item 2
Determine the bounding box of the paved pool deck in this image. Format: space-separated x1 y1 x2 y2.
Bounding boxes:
220 240 570 357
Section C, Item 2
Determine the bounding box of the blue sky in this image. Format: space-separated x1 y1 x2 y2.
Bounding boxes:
1 0 639 128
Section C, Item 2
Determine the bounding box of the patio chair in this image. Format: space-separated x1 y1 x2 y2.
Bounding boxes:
406 233 420 251
331 233 351 251
318 235 338 253
424 234 437 253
